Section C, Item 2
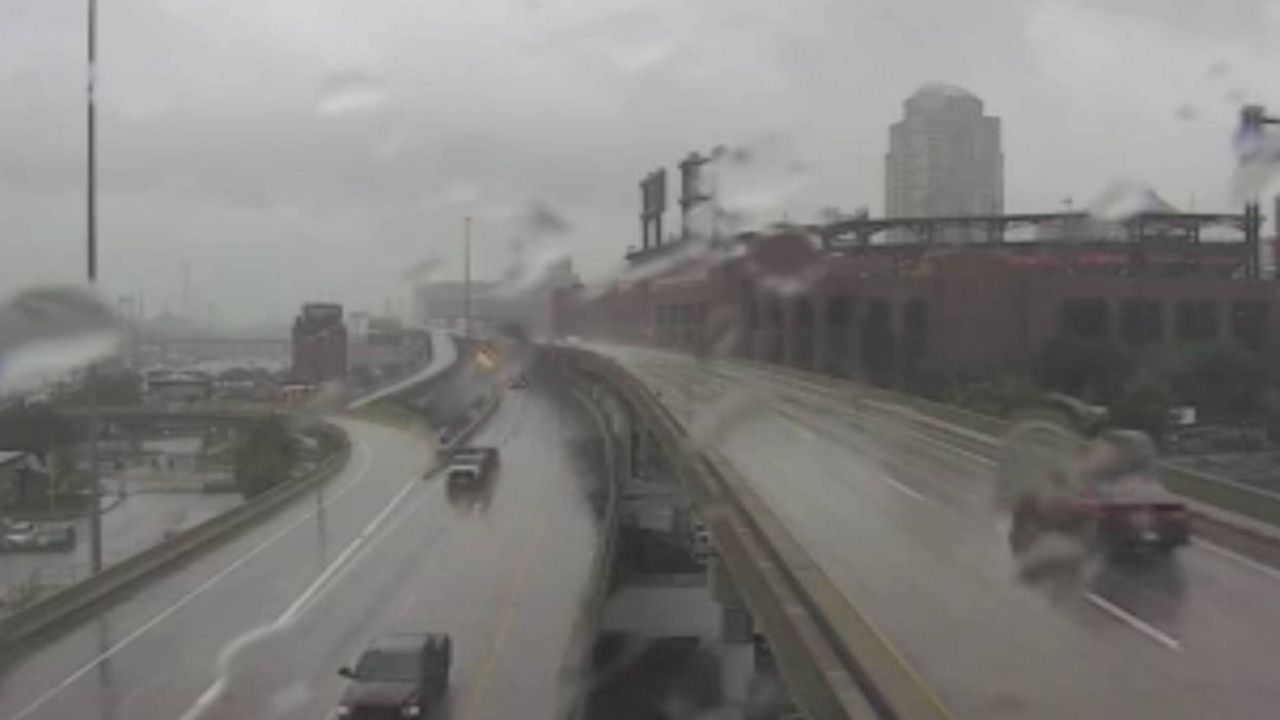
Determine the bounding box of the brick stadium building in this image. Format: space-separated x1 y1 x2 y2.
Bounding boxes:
553 211 1279 388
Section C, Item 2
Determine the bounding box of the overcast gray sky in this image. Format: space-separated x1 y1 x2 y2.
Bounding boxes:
1 0 1277 326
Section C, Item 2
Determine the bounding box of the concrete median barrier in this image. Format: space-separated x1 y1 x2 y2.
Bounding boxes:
554 347 949 720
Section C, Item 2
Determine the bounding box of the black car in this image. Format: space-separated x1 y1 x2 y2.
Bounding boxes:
337 633 452 719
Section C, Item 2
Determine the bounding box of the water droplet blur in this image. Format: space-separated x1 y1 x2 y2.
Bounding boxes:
403 254 445 282
497 243 573 297
688 387 761 450
317 70 388 116
1224 88 1246 105
1231 111 1280 202
0 286 122 395
1087 180 1164 221
525 199 572 235
1174 103 1198 121
264 681 313 718
1208 60 1231 78
693 134 808 237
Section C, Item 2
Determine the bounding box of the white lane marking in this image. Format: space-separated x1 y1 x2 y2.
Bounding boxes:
5 440 376 720
774 405 928 502
1193 537 1280 583
175 472 425 720
881 474 927 502
1085 592 1181 651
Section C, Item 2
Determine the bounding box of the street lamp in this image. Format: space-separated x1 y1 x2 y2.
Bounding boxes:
85 0 104 574
1238 105 1280 280
463 216 472 338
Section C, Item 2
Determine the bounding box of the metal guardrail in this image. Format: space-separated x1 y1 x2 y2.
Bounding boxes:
0 428 352 653
555 347 950 720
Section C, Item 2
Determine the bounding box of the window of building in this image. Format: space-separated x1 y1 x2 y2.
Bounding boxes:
1119 300 1163 345
1060 298 1109 338
1231 301 1268 351
1175 300 1218 341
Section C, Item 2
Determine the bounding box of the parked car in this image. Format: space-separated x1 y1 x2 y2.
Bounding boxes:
34 525 76 551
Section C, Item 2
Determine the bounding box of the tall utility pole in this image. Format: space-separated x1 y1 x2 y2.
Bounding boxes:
86 0 104 574
463 216 472 338
1239 104 1280 279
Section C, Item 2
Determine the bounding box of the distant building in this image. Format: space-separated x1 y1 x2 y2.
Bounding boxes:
144 370 213 405
886 84 1003 243
414 258 580 336
291 303 348 384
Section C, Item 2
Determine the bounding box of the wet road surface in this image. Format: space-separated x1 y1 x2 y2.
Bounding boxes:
598 345 1280 720
0 384 600 720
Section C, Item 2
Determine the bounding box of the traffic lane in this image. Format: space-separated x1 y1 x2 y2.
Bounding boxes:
824 405 1280 718
624 353 1280 718
714 410 1198 720
187 384 600 720
682 357 1280 702
0 420 434 720
753 401 1280 720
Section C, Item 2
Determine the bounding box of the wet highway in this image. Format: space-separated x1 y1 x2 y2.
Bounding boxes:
0 383 601 720
599 345 1280 720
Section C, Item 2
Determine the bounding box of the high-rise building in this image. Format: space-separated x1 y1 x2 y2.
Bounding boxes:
885 84 1003 243
291 302 348 384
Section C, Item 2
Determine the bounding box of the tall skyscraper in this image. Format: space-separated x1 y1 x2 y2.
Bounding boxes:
885 84 1003 243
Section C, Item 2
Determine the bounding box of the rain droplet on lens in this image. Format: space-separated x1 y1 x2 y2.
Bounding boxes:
1208 60 1230 78
317 70 388 116
1087 180 1163 222
525 199 571 235
0 286 122 395
1174 103 1197 121
403 255 445 282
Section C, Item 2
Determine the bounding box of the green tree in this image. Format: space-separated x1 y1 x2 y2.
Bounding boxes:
1157 341 1266 419
1260 388 1280 444
68 370 143 406
1033 337 1132 403
1108 373 1173 441
233 415 298 498
0 403 76 453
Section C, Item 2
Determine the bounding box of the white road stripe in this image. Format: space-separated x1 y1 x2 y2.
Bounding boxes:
774 405 929 502
7 440 377 720
1085 592 1181 651
881 474 928 501
176 472 425 720
1192 537 1280 583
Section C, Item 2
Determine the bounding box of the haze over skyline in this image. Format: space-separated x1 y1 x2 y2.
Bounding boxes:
2 0 1277 325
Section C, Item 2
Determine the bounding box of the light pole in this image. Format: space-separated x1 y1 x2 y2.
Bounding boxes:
463 216 472 338
85 0 104 574
1239 105 1280 279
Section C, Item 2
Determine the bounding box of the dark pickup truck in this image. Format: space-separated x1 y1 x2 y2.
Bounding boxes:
1010 475 1190 556
336 633 452 719
442 447 499 486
